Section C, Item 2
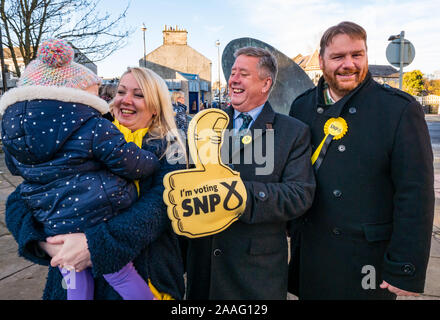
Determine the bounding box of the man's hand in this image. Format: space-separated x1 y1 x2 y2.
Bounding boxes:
47 233 92 272
380 281 420 296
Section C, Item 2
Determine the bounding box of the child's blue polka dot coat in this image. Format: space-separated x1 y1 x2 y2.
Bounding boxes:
0 86 159 236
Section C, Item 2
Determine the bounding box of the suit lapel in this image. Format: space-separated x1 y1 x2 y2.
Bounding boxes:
225 106 234 130
250 101 275 132
221 106 236 164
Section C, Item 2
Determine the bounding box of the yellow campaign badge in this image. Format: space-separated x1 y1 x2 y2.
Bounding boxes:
241 135 252 145
163 109 247 238
311 117 348 165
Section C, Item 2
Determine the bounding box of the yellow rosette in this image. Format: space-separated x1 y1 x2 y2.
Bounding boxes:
323 117 348 140
311 117 348 165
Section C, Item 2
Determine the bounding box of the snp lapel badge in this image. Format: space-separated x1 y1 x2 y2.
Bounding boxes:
163 109 247 238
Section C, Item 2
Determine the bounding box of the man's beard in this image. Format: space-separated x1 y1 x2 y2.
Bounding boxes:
322 65 368 98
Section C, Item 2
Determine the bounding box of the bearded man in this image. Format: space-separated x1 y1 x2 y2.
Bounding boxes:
288 21 434 299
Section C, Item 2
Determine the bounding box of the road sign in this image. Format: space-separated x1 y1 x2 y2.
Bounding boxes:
386 39 415 67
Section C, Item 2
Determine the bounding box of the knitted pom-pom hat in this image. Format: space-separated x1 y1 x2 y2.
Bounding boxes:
18 38 101 89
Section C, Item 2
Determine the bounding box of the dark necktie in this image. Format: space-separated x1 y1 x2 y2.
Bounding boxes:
237 113 253 133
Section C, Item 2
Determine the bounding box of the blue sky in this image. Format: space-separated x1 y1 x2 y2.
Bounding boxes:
96 0 440 81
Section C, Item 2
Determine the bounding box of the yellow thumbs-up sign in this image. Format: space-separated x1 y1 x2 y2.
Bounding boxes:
163 109 247 238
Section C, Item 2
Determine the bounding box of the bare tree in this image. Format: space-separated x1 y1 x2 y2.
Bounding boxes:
0 0 133 76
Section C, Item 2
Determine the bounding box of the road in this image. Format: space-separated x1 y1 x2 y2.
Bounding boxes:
427 115 440 228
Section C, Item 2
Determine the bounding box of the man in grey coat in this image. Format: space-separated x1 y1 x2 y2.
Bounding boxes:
185 47 315 299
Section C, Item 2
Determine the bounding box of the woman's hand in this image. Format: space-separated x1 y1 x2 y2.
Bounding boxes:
38 241 62 257
47 233 92 272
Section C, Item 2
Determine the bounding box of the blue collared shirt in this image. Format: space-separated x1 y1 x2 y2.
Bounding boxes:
233 104 265 132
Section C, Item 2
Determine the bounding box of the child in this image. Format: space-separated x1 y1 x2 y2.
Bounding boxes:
0 39 157 300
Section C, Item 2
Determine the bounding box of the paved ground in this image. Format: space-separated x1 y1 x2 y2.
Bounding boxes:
1 115 440 300
0 161 48 300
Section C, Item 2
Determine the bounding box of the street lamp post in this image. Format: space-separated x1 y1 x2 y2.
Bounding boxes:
216 40 221 107
141 24 147 68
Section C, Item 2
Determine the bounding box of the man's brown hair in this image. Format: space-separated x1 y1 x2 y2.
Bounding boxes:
319 21 367 56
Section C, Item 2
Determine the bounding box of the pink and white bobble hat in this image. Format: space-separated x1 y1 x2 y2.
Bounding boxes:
18 38 102 89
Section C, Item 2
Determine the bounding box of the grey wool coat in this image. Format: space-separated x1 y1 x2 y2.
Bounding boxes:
185 102 316 299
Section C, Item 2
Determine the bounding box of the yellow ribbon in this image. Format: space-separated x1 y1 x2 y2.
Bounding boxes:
311 117 348 165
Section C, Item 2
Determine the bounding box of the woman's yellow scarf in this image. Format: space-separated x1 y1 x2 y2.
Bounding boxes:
112 119 149 195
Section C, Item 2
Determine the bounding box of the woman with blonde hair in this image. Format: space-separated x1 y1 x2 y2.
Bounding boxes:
110 67 186 160
5 66 187 300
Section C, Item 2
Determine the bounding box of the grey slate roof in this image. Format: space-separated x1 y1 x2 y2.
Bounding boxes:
369 65 399 77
